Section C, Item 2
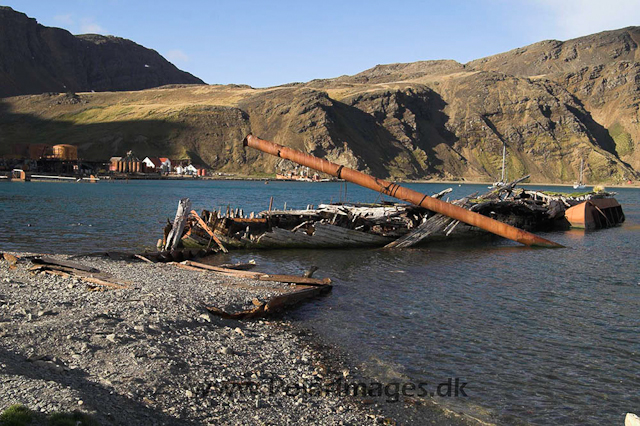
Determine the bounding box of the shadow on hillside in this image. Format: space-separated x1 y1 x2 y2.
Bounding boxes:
566 98 634 169
319 90 458 179
0 98 192 162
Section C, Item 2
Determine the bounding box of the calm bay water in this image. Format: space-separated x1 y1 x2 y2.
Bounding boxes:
1 179 638 425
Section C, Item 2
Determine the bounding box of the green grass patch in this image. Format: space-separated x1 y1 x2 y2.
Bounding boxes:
608 122 634 157
0 405 33 426
539 190 594 198
0 406 99 426
48 411 99 426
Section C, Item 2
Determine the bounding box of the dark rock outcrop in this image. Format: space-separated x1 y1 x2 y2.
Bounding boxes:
0 7 204 97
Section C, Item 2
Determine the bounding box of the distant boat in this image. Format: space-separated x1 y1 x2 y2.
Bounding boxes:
573 158 586 189
489 144 507 188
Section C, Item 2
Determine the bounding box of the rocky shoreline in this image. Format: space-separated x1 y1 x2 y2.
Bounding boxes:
0 252 486 425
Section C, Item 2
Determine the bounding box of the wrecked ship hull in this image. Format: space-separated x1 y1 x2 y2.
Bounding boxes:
235 223 393 249
164 184 625 251
181 204 418 250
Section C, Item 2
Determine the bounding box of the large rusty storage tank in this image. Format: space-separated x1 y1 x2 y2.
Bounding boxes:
52 144 78 161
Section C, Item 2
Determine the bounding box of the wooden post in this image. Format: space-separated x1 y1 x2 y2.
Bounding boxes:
165 198 191 250
190 210 228 253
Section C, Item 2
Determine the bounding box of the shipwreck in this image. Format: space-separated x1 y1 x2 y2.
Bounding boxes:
158 135 624 252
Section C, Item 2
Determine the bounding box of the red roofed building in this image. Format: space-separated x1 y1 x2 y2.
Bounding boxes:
143 157 162 170
143 157 171 173
159 158 172 172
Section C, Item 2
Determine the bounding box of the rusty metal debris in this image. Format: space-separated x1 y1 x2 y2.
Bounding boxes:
242 134 563 248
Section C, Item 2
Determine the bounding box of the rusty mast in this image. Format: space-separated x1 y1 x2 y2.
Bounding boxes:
242 134 563 248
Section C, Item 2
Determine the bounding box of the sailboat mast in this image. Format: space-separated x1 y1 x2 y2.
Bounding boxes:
580 158 584 184
501 144 506 183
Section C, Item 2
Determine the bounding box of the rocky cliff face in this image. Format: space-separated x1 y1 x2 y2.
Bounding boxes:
0 15 638 183
468 27 640 173
0 7 203 97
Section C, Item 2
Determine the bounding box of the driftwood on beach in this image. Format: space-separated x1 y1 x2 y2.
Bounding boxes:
169 259 333 319
28 256 132 290
10 252 333 318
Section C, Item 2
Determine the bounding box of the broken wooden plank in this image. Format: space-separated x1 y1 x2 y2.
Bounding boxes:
302 266 318 278
170 262 209 272
165 198 191 250
82 277 131 290
2 253 19 265
384 197 473 248
190 210 228 253
205 283 331 319
182 260 332 285
30 262 133 288
134 254 154 263
32 257 99 273
258 274 331 286
206 304 266 320
43 270 71 279
218 262 257 271
257 223 392 248
384 213 454 248
171 263 292 292
30 264 102 277
432 188 453 199
265 284 332 313
182 261 258 277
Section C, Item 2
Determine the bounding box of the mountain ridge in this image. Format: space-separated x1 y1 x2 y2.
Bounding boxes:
0 6 203 97
0 9 638 184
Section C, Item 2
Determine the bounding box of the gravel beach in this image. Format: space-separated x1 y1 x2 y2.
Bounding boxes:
0 253 487 426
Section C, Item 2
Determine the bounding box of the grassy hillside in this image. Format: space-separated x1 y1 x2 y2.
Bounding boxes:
2 27 640 183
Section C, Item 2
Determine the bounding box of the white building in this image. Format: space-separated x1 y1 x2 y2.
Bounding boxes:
142 157 162 170
184 164 198 175
174 164 198 175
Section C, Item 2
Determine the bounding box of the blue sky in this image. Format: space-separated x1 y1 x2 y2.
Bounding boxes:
4 0 640 87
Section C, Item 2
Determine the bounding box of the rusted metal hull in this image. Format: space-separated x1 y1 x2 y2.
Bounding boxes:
564 198 625 230
242 134 563 248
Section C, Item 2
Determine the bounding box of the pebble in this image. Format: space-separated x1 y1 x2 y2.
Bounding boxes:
0 251 407 426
